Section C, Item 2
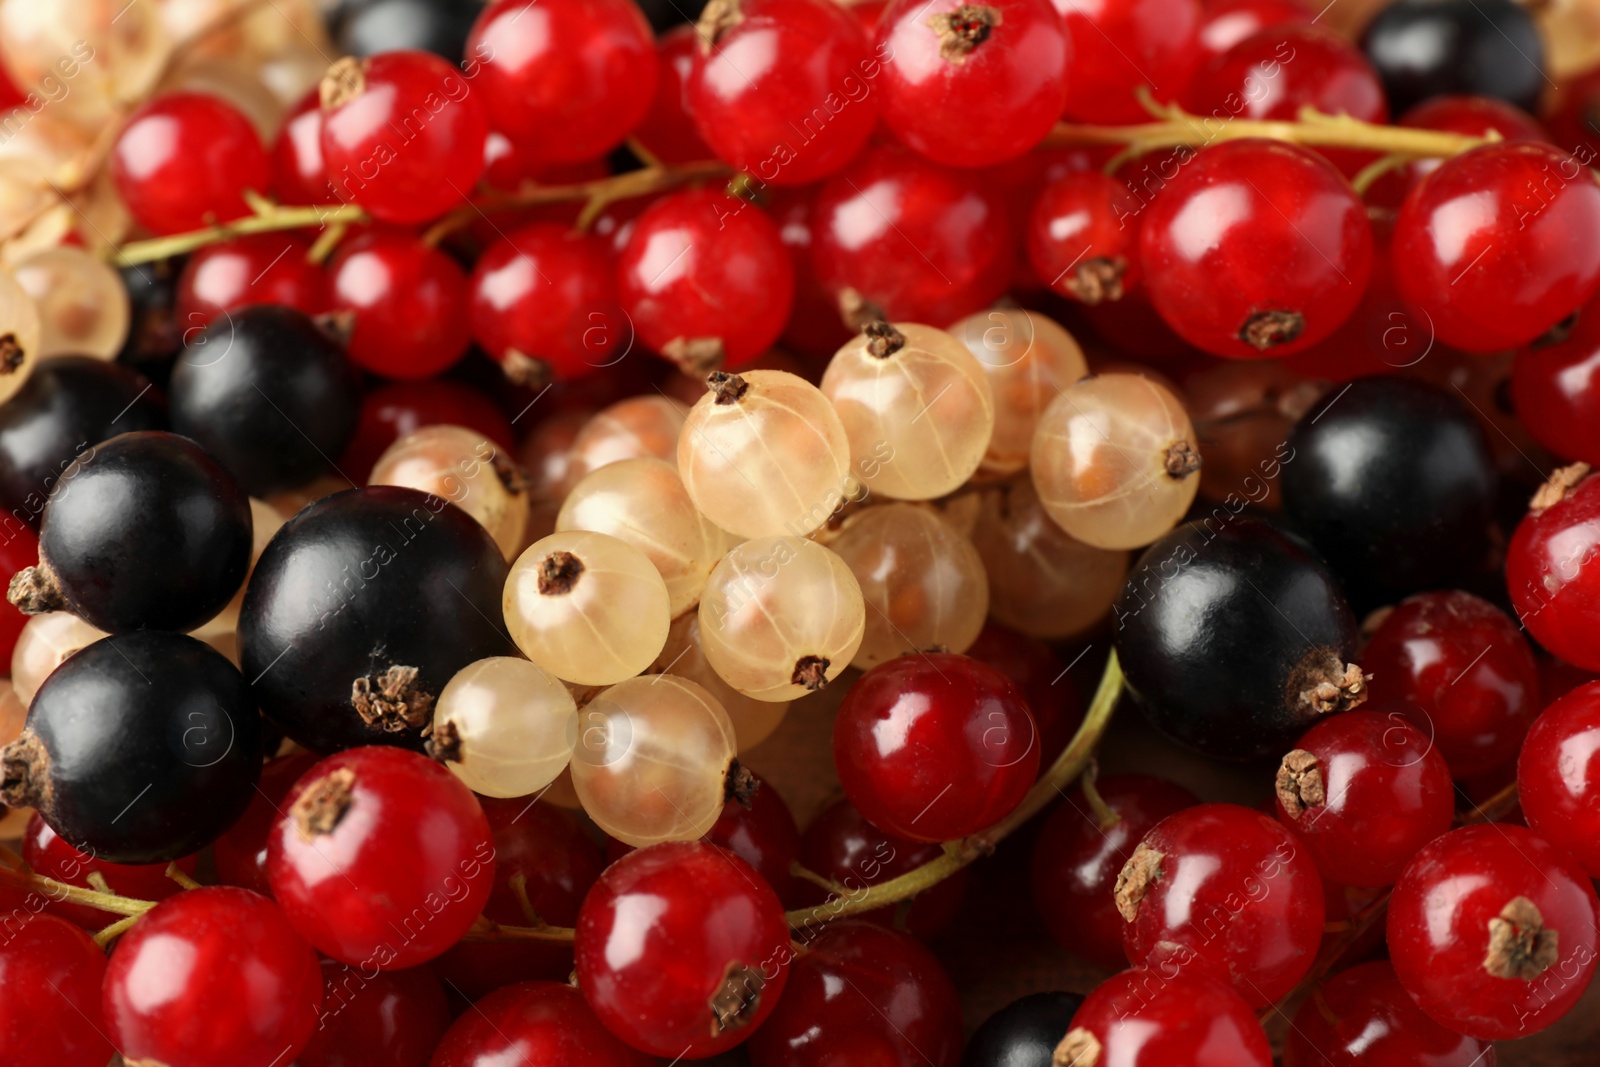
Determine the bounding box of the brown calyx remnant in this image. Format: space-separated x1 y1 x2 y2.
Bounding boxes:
292 767 357 841
724 758 759 809
0 333 25 374
664 336 727 375
927 4 1004 63
838 288 886 332
7 564 63 616
351 664 435 731
1276 749 1325 819
696 0 744 52
1164 440 1201 479
791 655 831 692
1238 309 1305 351
1113 843 1164 922
707 370 750 405
1052 1028 1102 1067
709 960 765 1033
490 451 532 497
1360 604 1394 638
319 56 368 110
538 550 585 595
863 320 906 358
1531 462 1591 512
1484 896 1560 980
498 349 553 390
0 731 47 811
312 310 357 349
426 719 463 764
1290 649 1368 715
1066 257 1125 305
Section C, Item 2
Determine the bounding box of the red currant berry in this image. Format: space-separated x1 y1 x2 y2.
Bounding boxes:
320 51 489 225
327 228 471 380
1284 960 1493 1067
470 222 623 382
1138 139 1372 358
575 840 791 1058
746 921 963 1067
0 914 113 1067
266 746 497 970
430 981 653 1067
176 233 329 327
877 0 1069 168
103 887 324 1067
615 188 794 369
1509 470 1600 672
1193 0 1310 64
298 958 451 1067
834 652 1040 843
1117 802 1324 1007
1272 709 1454 888
213 752 320 895
1363 590 1541 778
481 136 611 196
111 91 271 236
1394 141 1600 352
795 796 972 936
767 186 855 359
1366 94 1549 208
965 623 1086 771
21 813 200 928
1387 824 1600 1039
690 0 879 185
706 769 802 902
812 145 1013 325
1056 966 1272 1067
1030 773 1197 968
0 523 38 665
1512 299 1600 465
338 378 515 484
1518 680 1600 877
1056 0 1202 123
272 88 330 205
635 26 714 166
467 0 657 165
1027 170 1145 304
1545 65 1600 164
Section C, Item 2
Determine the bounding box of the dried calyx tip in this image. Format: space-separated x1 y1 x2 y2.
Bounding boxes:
292 767 356 841
927 4 1004 63
1531 462 1590 511
0 731 45 810
695 0 744 52
0 333 25 374
7 564 62 616
724 759 760 808
1239 309 1304 351
1299 660 1368 715
1164 440 1201 479
863 320 906 358
1276 749 1324 818
1113 842 1163 922
490 451 532 497
426 719 463 764
664 336 726 375
791 655 831 692
1067 257 1126 305
499 350 553 390
709 960 765 1033
319 56 368 110
351 664 435 731
707 371 750 405
838 288 886 332
538 550 585 595
1053 1028 1102 1067
1484 896 1559 980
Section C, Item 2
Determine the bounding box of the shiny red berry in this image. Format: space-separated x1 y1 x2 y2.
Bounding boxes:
1509 471 1600 672
767 186 855 359
1027 170 1145 304
112 91 271 236
176 233 329 327
0 914 113 1067
1056 0 1202 123
272 88 330 205
1056 966 1272 1067
21 813 199 929
1192 0 1310 64
298 958 450 1067
705 769 802 902
1285 961 1493 1067
1394 141 1600 352
834 652 1040 843
266 746 497 970
327 229 471 380
430 981 653 1067
635 26 714 166
337 379 515 484
1512 298 1600 465
1518 681 1600 877
964 622 1086 771
1387 824 1600 1040
103 887 324 1067
213 752 320 896
320 51 489 224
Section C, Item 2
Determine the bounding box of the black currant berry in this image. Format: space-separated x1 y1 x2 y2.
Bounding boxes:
169 305 362 496
1360 0 1546 114
8 431 252 634
116 258 183 378
331 0 478 60
0 356 166 528
0 631 262 863
962 991 1085 1067
1280 376 1497 608
239 485 516 753
1113 517 1363 761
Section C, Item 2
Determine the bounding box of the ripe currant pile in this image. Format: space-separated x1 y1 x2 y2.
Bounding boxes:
6 0 1600 1064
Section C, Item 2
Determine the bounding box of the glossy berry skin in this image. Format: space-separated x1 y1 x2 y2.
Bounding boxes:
1027 171 1143 304
297 958 450 1067
1056 0 1202 123
747 921 963 1067
176 233 329 326
690 0 879 185
104 888 322 1067
2 631 261 863
111 91 271 236
962 991 1084 1067
430 981 653 1067
1518 682 1600 877
812 146 1013 326
267 746 496 970
1061 968 1270 1067
1138 139 1372 359
328 229 470 380
635 25 713 165
1113 518 1361 761
20 431 252 633
576 841 791 1058
338 378 514 484
1031 774 1198 968
1285 961 1494 1067
171 305 362 496
834 652 1040 842
1363 591 1540 779
238 486 516 752
1281 378 1497 607
1508 472 1600 672
1512 301 1600 465
616 189 794 368
468 0 657 164
470 222 623 380
320 50 488 224
22 813 199 928
1360 0 1545 114
0 914 112 1067
1387 824 1600 1040
272 88 329 205
1192 0 1309 64
964 622 1084 770
876 0 1069 168
705 769 802 903
1273 710 1454 888
212 752 319 895
1394 142 1600 353
1120 804 1325 1008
